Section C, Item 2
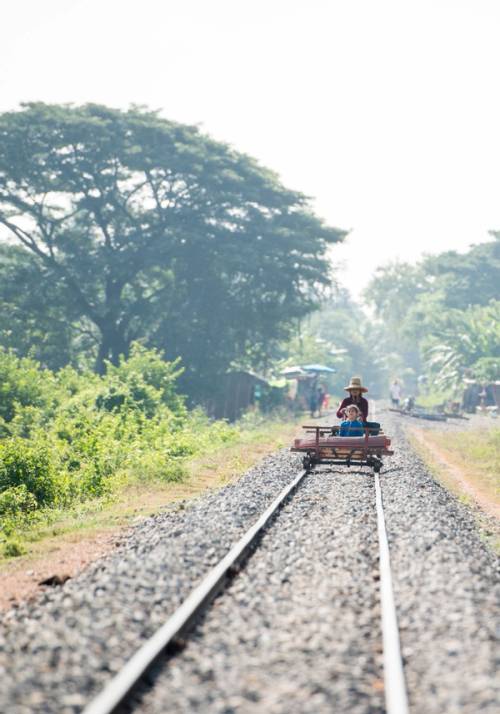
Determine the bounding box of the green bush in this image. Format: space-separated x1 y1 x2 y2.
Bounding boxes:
3 539 27 557
95 374 161 418
0 349 54 423
0 438 60 506
101 344 186 418
0 484 38 515
0 346 244 547
50 407 138 500
125 449 188 483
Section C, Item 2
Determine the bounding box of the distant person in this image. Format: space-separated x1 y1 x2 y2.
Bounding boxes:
316 386 326 417
339 404 365 436
389 379 402 407
462 379 481 413
309 387 318 418
403 395 415 412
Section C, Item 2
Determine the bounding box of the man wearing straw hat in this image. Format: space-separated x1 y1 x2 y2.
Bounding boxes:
335 376 381 434
336 376 370 421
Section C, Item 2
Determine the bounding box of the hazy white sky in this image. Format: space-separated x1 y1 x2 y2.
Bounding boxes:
1 0 499 297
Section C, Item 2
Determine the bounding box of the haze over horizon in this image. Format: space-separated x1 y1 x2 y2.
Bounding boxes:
1 0 499 298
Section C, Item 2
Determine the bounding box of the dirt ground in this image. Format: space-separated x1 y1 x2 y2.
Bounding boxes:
0 529 123 612
408 426 500 520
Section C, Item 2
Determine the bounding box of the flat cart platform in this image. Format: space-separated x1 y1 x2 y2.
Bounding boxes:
291 425 394 473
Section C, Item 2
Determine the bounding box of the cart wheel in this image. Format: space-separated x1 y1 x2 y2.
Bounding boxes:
302 455 312 471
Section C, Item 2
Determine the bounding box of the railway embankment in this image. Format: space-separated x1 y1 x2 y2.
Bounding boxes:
402 412 500 539
378 413 498 714
0 412 498 713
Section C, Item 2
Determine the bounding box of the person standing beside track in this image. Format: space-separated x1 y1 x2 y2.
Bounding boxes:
389 378 402 407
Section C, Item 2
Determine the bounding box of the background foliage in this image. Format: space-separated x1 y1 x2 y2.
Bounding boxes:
363 234 500 396
0 103 345 404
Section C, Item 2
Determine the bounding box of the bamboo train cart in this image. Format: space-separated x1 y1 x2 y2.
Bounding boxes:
291 424 394 473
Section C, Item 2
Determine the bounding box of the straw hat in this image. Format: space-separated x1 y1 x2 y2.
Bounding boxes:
344 376 368 393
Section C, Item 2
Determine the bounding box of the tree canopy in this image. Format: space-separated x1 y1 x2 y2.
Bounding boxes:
0 103 345 398
424 233 500 309
363 234 500 393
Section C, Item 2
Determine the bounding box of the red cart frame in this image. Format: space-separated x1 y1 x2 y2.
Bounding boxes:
291 425 394 473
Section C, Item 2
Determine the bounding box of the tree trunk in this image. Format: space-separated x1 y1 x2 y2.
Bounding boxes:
95 322 129 374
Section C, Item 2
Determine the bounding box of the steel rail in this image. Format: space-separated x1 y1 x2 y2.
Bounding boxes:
83 468 308 714
374 473 410 714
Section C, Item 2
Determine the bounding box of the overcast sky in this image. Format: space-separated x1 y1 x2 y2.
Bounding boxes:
1 0 499 298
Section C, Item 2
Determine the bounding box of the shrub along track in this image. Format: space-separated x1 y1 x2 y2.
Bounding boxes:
0 413 497 713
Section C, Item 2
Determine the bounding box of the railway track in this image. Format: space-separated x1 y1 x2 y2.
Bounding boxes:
83 467 409 714
1 414 495 714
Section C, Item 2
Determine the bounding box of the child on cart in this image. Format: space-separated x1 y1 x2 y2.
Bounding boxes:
339 404 365 436
336 376 380 434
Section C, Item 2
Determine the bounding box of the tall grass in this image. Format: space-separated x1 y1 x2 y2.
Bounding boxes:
444 428 500 497
425 426 500 500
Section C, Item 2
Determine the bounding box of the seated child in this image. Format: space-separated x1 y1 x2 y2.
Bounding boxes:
339 404 365 436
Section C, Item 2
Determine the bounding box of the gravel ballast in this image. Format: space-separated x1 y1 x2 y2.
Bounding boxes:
127 469 384 714
381 412 499 714
0 411 498 713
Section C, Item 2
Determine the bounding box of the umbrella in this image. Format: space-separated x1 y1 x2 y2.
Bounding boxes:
302 364 336 373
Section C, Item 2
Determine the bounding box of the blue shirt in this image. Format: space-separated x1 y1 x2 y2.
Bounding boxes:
339 419 365 436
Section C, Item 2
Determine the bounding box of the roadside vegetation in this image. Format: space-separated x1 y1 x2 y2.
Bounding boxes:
408 423 500 551
420 426 500 504
0 346 300 559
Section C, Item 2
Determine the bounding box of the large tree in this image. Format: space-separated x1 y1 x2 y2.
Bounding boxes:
0 103 344 388
0 243 89 368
